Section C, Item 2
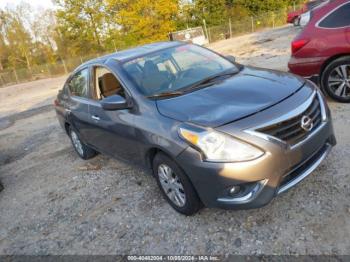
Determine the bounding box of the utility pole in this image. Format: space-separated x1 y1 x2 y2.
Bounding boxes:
13 68 19 84
62 59 68 74
113 40 117 52
203 19 209 43
0 74 4 87
46 64 51 77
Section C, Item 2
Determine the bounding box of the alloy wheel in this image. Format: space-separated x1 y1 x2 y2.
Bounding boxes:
328 64 350 98
158 164 186 207
71 130 84 156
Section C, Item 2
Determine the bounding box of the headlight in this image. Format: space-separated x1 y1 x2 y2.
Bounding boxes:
179 126 264 162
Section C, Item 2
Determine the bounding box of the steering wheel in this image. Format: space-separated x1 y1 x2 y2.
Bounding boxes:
149 81 172 94
165 71 185 90
175 70 193 81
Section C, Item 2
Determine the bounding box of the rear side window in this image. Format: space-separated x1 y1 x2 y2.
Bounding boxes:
318 2 350 28
67 68 89 97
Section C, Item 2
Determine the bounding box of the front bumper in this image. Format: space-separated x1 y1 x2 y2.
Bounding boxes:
176 104 336 210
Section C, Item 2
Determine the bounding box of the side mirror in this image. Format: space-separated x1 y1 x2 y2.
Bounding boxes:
101 95 131 111
225 55 236 63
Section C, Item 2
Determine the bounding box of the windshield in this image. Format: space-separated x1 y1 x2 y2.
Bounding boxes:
307 0 329 10
122 44 238 96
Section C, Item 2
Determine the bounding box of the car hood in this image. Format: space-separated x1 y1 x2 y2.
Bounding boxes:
156 66 305 127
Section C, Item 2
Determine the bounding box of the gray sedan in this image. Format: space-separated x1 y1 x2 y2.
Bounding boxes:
55 42 336 215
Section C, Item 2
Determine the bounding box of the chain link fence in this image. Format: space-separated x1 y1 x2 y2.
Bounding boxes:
205 8 290 43
0 6 298 88
0 52 111 87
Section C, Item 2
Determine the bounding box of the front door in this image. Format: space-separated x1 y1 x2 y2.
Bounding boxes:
85 65 141 163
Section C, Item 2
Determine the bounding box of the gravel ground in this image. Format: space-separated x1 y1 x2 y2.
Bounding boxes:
0 25 349 255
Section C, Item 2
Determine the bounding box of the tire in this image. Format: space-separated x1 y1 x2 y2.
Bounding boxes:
69 127 97 160
321 56 350 103
152 152 202 215
293 17 300 26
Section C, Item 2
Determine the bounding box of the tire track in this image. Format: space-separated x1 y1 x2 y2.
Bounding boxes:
0 104 53 131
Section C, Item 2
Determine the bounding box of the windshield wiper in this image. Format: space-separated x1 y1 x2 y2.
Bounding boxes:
147 91 184 99
182 71 237 92
147 70 237 99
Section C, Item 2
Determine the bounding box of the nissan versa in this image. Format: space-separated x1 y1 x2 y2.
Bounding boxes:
55 42 336 215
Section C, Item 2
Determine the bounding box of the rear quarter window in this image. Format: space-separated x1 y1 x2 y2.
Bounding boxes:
318 2 350 28
67 68 89 97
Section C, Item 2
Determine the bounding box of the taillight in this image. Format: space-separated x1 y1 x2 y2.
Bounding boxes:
291 39 309 54
54 99 59 106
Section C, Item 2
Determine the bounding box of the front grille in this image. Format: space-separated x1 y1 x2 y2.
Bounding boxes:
257 95 322 145
279 143 329 188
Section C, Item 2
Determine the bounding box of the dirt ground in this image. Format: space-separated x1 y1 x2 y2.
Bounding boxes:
0 25 349 255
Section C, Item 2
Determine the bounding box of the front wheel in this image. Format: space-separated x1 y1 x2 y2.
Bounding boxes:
153 153 202 215
321 56 350 103
69 127 97 160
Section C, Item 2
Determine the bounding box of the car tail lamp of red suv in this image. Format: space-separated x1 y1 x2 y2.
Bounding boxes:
291 39 309 55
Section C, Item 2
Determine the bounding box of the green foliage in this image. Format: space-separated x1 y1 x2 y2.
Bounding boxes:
107 0 178 46
54 0 106 57
193 0 228 26
0 5 34 70
0 0 307 72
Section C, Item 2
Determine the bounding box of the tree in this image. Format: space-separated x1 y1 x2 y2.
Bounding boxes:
193 0 228 26
0 0 307 73
1 5 34 70
31 10 57 64
0 10 9 70
54 0 107 57
107 0 179 46
232 0 305 14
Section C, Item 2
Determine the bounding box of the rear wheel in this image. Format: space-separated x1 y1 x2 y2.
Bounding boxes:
152 153 202 215
69 127 97 160
321 56 350 103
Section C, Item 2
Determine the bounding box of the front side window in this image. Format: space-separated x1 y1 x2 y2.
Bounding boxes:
67 68 89 97
122 44 238 96
92 66 125 100
318 3 350 28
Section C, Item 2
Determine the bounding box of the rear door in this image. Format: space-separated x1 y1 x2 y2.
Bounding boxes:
317 2 350 53
65 68 91 141
86 65 141 162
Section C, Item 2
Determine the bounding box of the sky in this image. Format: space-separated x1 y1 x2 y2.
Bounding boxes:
0 0 54 9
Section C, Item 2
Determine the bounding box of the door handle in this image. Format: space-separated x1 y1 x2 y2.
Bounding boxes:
91 115 100 121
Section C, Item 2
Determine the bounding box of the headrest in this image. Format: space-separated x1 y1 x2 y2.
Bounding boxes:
143 61 159 75
100 73 119 93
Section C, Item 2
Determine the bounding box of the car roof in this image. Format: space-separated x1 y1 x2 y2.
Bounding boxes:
77 41 184 70
309 0 348 21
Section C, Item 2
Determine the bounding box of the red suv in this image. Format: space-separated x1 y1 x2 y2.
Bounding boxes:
288 0 350 102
